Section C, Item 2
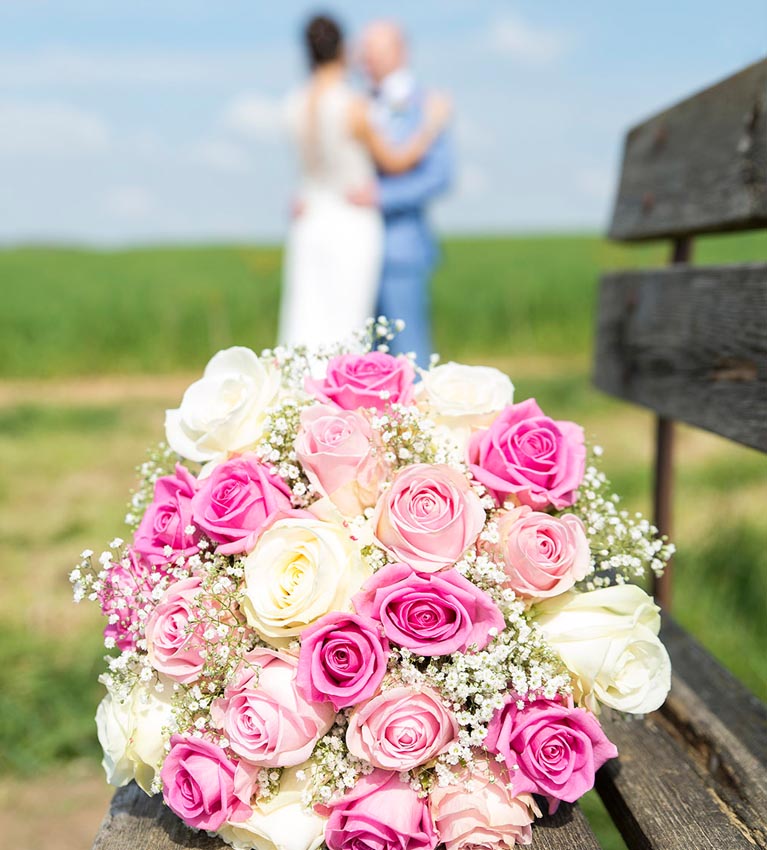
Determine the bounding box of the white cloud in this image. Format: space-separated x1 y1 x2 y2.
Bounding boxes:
0 47 292 89
223 93 287 141
0 101 110 156
488 16 567 66
105 185 156 219
455 114 495 152
188 138 253 173
458 162 489 196
573 166 614 202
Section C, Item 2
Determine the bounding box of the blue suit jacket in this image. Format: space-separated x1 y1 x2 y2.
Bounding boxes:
375 91 453 271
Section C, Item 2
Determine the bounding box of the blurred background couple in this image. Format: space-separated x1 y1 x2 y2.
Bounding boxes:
278 14 453 368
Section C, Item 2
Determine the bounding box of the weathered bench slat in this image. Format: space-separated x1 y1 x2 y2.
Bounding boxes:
525 803 602 850
659 618 767 849
92 782 603 849
597 712 756 850
594 263 767 451
609 59 767 241
595 617 767 850
93 782 222 850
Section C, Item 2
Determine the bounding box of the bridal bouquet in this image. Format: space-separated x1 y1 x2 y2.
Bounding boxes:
72 320 673 850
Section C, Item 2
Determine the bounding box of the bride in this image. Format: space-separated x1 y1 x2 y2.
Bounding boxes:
279 14 450 350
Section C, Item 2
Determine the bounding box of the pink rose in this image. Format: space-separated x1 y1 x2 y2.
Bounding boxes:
211 648 335 768
484 695 618 806
297 612 389 711
295 405 388 516
133 464 200 565
430 757 538 850
374 464 486 573
306 352 416 412
190 453 292 555
346 686 458 770
493 506 590 599
161 734 254 831
99 548 161 651
353 562 505 656
321 769 438 850
467 399 585 510
145 576 208 684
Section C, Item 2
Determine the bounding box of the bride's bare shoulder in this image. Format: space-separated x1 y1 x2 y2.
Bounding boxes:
346 93 373 135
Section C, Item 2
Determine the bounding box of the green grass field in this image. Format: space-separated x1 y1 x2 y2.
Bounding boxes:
1 231 765 377
1 232 765 848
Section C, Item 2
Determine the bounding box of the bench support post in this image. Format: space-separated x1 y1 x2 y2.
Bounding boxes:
652 236 693 608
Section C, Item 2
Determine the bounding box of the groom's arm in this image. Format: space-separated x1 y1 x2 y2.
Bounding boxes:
377 133 453 215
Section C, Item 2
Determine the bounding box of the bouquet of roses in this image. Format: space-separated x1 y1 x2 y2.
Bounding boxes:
72 320 673 850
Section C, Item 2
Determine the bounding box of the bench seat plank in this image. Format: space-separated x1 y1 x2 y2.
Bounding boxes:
597 712 756 850
659 618 767 849
92 782 221 850
609 59 767 241
596 618 767 850
594 263 767 451
92 781 602 849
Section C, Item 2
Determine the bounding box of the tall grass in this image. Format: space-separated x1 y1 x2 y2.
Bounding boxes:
1 231 764 377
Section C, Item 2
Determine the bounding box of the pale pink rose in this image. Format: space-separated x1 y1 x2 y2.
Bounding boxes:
98 548 161 651
306 352 416 412
145 576 209 684
493 506 590 599
133 464 200 565
191 453 292 555
295 405 388 516
320 769 438 850
211 648 335 768
430 757 538 850
297 612 390 711
374 464 486 573
346 686 458 771
161 734 255 831
467 399 585 510
354 562 505 656
484 695 618 808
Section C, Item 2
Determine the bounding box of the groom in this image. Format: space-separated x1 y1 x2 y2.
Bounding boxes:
357 20 453 368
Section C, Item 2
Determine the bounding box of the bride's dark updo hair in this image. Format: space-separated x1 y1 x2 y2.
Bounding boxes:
305 14 343 68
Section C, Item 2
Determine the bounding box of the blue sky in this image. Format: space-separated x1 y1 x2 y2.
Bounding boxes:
1 0 765 244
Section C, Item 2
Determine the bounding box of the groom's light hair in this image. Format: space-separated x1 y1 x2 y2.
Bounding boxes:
361 18 408 78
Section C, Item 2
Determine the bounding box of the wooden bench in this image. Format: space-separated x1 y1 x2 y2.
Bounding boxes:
93 61 767 850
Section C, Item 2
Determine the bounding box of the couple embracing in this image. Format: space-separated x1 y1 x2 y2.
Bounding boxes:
279 16 453 367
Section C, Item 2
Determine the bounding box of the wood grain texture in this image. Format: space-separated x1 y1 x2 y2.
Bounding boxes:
596 712 757 850
530 803 603 850
609 59 767 241
92 783 603 850
92 782 225 850
596 618 767 850
659 618 767 849
593 263 767 451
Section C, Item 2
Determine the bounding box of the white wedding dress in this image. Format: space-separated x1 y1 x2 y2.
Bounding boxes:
279 80 383 349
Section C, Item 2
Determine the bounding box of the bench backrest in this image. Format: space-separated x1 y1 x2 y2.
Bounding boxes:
593 59 767 608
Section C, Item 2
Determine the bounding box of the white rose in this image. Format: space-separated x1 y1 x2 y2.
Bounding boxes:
242 516 371 646
96 680 134 788
417 362 513 449
165 347 281 463
218 766 326 850
534 585 671 715
95 676 174 792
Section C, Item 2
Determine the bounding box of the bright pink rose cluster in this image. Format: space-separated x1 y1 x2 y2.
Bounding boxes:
86 348 627 850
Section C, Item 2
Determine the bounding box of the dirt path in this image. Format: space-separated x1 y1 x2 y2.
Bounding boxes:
0 373 196 408
0 354 589 409
0 762 112 850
